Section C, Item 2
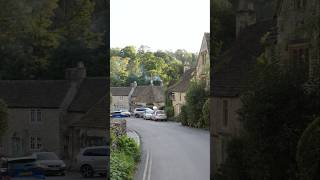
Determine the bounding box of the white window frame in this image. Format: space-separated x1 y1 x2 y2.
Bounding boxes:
30 136 42 151
30 109 42 123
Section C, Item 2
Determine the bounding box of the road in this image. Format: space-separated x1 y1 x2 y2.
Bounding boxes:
127 117 210 180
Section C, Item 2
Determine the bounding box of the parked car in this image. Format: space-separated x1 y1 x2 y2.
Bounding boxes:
32 152 66 176
119 109 131 117
151 110 167 121
76 146 109 178
133 108 146 118
6 156 45 179
143 109 154 120
110 111 127 118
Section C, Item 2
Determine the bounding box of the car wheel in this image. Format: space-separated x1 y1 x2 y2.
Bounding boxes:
81 165 94 178
99 173 107 177
61 171 66 176
135 114 139 118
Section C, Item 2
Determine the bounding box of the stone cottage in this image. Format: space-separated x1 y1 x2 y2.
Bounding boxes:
210 0 276 177
131 82 165 110
110 85 135 111
196 32 210 90
167 67 195 117
0 62 108 165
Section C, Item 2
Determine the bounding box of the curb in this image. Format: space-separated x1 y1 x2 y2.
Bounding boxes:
127 129 141 146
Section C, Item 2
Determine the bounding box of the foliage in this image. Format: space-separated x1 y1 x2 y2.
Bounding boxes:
0 99 8 137
165 106 174 119
110 128 140 180
183 81 208 128
296 117 320 180
179 105 188 126
220 55 320 180
110 47 195 87
0 0 105 80
201 98 210 128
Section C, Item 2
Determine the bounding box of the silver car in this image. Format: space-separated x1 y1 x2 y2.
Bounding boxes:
76 146 109 178
32 152 66 176
143 109 154 120
151 110 167 121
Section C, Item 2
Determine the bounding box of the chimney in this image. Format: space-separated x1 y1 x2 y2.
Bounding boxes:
150 79 153 86
65 61 87 82
236 0 256 38
131 81 137 87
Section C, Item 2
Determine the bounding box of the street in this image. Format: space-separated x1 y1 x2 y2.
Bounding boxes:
127 118 210 180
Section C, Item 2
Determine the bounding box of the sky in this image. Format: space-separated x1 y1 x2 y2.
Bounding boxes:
110 0 210 54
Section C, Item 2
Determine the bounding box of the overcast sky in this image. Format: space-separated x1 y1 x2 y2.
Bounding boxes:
110 0 210 53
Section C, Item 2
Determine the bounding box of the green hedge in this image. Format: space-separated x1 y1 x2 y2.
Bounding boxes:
165 106 174 119
110 131 140 180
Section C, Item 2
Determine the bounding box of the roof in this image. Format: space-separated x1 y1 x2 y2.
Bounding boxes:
204 32 210 51
71 96 107 128
68 77 108 112
0 80 71 108
110 87 132 96
132 85 165 103
212 19 276 97
168 68 195 92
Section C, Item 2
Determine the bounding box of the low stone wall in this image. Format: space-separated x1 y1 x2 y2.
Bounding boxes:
110 118 127 136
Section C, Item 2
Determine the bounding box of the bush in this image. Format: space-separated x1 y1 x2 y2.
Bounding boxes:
180 105 188 126
201 98 210 128
296 117 320 180
185 81 207 128
165 106 174 119
110 129 140 180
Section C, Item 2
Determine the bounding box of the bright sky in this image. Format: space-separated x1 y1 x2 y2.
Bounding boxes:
110 0 210 54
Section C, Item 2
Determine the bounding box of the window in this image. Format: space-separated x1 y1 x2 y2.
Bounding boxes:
119 96 124 101
30 109 42 123
171 92 175 101
288 44 309 78
179 93 182 101
30 136 42 150
295 0 306 9
222 100 228 127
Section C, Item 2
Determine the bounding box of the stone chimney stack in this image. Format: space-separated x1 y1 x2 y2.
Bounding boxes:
236 0 256 38
150 79 154 86
65 61 87 82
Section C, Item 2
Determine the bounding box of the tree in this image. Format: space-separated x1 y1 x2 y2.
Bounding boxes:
0 99 8 137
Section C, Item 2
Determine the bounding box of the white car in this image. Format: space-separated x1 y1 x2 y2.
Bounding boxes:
151 110 167 121
76 146 109 178
133 108 146 118
32 152 66 176
143 109 154 120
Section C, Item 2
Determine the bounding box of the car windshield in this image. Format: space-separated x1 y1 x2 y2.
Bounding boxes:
136 109 145 111
157 110 165 115
36 153 59 160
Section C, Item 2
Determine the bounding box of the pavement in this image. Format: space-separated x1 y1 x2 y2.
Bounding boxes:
127 117 210 180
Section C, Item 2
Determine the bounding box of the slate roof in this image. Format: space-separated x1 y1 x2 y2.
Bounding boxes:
68 77 108 112
71 96 107 128
168 68 195 92
0 80 71 108
212 19 275 97
204 32 210 51
110 87 132 96
132 85 165 103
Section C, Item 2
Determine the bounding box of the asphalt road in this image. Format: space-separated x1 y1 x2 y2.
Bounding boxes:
127 117 210 180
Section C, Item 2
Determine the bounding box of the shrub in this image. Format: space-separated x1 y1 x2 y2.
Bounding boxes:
180 105 188 126
116 135 140 162
110 151 135 180
296 117 320 180
165 106 174 119
201 98 210 128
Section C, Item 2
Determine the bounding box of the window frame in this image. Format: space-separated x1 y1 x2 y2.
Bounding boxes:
30 109 42 124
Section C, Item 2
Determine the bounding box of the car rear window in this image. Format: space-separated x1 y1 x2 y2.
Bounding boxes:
136 108 144 111
36 153 59 160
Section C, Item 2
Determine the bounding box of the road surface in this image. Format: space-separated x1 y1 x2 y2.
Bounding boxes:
127 117 210 180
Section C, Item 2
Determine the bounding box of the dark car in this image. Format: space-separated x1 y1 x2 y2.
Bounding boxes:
6 156 45 179
110 111 127 118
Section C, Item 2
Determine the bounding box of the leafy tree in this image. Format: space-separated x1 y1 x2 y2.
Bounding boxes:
0 99 8 137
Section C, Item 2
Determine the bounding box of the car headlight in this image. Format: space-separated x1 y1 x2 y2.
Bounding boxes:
36 163 47 169
61 163 66 168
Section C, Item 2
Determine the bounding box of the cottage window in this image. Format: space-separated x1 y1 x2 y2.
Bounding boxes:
119 96 124 101
30 109 42 123
288 44 309 78
222 100 228 127
30 136 42 150
171 92 175 101
179 93 182 101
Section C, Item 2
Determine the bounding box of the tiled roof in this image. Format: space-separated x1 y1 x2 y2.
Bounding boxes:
68 77 108 112
205 32 210 51
71 96 107 128
132 85 165 103
212 20 275 97
0 80 71 108
168 68 195 92
110 87 132 96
